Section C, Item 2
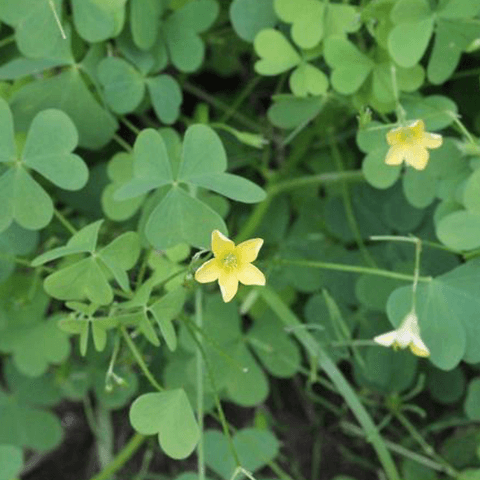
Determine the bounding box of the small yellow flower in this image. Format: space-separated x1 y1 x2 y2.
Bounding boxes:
385 119 442 170
194 230 266 302
374 311 430 357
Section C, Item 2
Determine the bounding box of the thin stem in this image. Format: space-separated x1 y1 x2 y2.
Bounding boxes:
89 433 146 480
276 258 432 283
195 289 206 480
328 129 376 267
54 209 77 235
395 412 459 478
48 0 66 39
121 116 141 135
120 326 164 392
450 113 477 144
0 253 33 268
0 35 15 49
113 134 133 152
219 76 262 124
96 404 114 469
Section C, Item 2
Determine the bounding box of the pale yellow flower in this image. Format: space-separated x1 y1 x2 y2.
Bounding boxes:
385 119 443 170
194 230 266 302
374 311 430 357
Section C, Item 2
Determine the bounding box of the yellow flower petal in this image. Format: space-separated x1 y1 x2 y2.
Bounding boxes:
410 341 430 357
235 238 264 263
410 119 425 137
386 127 403 146
237 263 266 286
404 145 429 170
194 258 220 283
211 229 234 257
385 146 406 165
374 331 397 347
422 132 443 149
218 272 238 303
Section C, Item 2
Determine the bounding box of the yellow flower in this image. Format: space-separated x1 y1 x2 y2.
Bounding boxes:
385 119 442 170
194 230 266 302
374 311 430 357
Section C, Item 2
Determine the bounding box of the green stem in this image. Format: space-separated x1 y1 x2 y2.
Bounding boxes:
89 433 146 480
195 289 206 480
236 170 364 242
260 287 401 480
276 258 432 283
120 326 164 392
328 130 376 267
394 412 458 478
120 116 141 135
54 209 77 235
113 134 133 152
0 253 33 268
96 403 114 469
0 35 15 49
219 76 262 124
450 113 477 144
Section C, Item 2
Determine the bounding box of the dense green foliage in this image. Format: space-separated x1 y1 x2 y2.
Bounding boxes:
1 0 480 479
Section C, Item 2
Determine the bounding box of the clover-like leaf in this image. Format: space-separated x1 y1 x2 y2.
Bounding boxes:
129 389 200 459
32 221 140 305
275 0 325 49
204 428 280 480
387 259 480 370
11 66 117 149
267 95 325 129
71 0 127 43
324 36 374 95
289 62 329 97
254 29 301 76
0 100 88 233
0 223 38 283
130 0 163 50
0 0 64 58
0 445 23 480
97 56 146 114
164 0 219 72
146 74 183 125
230 0 277 42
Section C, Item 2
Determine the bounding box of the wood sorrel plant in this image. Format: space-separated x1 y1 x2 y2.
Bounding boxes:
0 0 480 479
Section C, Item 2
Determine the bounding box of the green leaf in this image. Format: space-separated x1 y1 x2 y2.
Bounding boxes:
97 57 145 114
0 97 16 164
145 186 227 250
427 365 465 404
22 109 88 190
254 29 300 76
289 63 329 97
71 0 127 42
178 124 227 180
402 167 437 208
362 147 401 189
102 152 146 221
428 19 480 84
130 0 162 50
324 36 373 94
115 129 173 200
230 0 277 42
147 74 183 125
188 173 266 203
437 0 480 19
149 287 186 351
129 389 200 459
0 0 64 58
465 378 480 420
164 0 219 72
44 258 114 305
267 95 324 129
402 95 457 131
274 0 326 49
0 445 23 480
388 16 434 68
10 68 118 149
388 259 480 369
436 210 480 251
463 168 480 214
204 428 280 480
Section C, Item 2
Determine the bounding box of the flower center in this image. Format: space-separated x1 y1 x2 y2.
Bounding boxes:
398 127 419 144
221 252 238 272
